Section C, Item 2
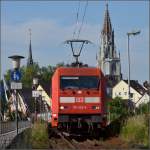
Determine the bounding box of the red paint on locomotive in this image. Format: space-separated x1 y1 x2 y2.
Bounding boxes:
51 66 107 129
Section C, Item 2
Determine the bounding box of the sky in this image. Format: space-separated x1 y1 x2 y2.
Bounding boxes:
1 0 149 84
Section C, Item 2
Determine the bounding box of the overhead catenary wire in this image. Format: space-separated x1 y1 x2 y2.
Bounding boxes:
72 0 88 40
77 0 88 39
71 0 89 54
72 0 81 39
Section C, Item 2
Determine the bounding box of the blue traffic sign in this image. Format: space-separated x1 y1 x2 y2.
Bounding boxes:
11 70 22 81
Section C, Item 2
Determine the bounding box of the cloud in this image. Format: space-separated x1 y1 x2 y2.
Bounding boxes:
1 19 149 83
1 19 100 73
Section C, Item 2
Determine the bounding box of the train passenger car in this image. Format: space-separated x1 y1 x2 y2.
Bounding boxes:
51 66 107 135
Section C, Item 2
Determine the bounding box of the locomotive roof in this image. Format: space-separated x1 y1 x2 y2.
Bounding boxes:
58 66 100 69
53 66 104 77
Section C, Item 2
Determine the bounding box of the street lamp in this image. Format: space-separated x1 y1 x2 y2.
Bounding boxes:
8 55 24 135
8 55 24 70
127 30 140 112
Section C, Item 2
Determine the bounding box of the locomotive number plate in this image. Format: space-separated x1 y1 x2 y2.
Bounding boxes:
72 106 87 110
75 97 84 103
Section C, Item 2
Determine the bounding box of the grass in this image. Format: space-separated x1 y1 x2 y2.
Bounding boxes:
31 121 49 149
120 114 149 148
7 121 50 149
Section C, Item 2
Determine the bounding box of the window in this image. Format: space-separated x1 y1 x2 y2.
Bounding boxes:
119 92 121 96
60 76 100 90
130 93 134 98
124 92 127 95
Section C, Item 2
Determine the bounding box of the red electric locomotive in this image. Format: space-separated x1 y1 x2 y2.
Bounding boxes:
50 40 107 136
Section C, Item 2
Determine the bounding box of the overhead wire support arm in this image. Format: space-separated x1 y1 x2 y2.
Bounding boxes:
70 42 75 56
78 41 85 56
64 39 92 66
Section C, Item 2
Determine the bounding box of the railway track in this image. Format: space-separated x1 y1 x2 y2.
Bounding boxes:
48 128 78 149
47 115 129 149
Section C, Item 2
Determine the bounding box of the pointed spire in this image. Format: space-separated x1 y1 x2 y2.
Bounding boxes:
102 3 112 34
27 28 33 66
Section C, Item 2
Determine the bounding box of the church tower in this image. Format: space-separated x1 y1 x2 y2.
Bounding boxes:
27 29 33 66
98 4 122 87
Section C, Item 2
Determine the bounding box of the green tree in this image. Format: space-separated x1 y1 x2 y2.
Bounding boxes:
39 65 54 83
4 69 11 82
4 62 64 88
21 63 40 88
56 62 64 68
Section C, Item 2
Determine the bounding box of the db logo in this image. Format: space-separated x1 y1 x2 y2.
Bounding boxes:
75 97 84 103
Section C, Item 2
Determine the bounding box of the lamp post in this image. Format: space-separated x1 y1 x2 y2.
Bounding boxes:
38 89 43 123
43 99 47 121
32 77 39 122
127 30 140 112
8 55 24 135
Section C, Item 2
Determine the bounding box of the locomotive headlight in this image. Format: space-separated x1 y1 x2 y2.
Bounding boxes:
52 114 57 117
60 106 64 110
60 106 68 110
96 106 100 109
92 106 100 110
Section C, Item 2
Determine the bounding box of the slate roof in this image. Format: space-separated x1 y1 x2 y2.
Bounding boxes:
124 80 146 95
38 82 51 97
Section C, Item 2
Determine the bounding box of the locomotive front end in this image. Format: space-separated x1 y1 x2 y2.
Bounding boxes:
51 67 107 135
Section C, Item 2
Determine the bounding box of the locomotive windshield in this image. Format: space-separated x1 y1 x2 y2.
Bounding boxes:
60 76 100 89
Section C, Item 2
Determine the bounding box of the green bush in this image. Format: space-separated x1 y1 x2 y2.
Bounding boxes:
120 115 149 147
107 97 128 121
136 102 149 115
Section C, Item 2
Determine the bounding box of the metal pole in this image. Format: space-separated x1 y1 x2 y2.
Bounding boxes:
0 84 1 135
34 97 37 122
127 34 131 113
15 90 18 135
149 81 150 148
127 30 140 114
0 42 1 135
40 96 42 123
149 3 150 146
38 90 42 123
149 83 150 148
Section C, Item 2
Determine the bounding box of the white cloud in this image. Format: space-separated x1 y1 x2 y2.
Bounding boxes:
1 19 100 73
1 19 149 83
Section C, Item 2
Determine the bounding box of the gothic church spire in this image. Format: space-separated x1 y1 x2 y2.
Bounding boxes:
27 29 33 66
98 3 122 87
102 3 112 35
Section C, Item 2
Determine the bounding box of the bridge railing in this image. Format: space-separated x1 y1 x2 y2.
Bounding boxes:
0 121 31 149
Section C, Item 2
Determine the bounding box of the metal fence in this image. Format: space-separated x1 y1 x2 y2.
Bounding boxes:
0 121 31 149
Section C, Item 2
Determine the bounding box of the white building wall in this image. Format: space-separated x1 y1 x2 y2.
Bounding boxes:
136 93 150 107
37 85 51 107
112 80 142 106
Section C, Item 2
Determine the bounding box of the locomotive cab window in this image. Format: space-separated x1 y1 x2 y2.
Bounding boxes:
60 76 100 90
